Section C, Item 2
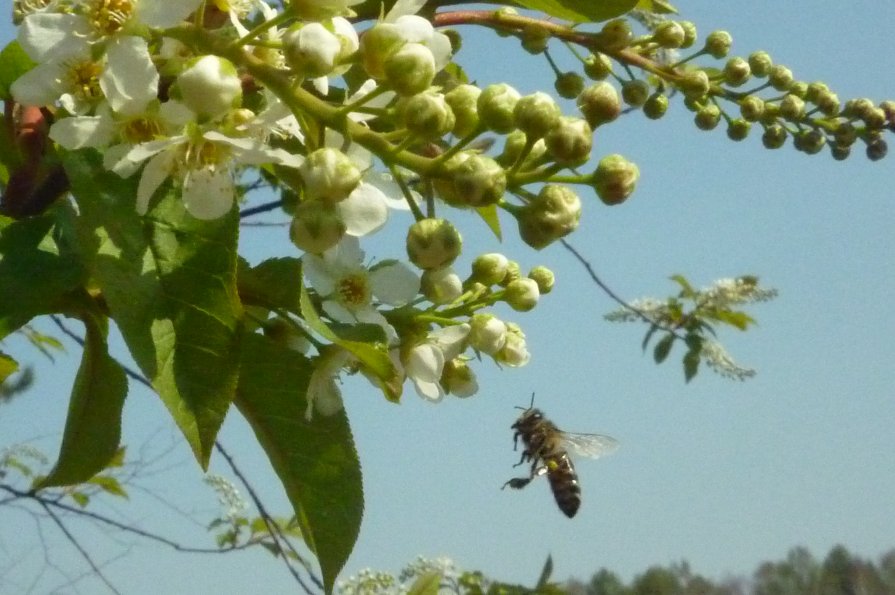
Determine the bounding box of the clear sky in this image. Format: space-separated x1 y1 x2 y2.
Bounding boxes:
2 2 894 593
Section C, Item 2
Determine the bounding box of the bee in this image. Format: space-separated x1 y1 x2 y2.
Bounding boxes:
503 397 618 518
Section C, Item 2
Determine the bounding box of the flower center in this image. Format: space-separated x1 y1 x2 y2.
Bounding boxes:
64 59 104 103
85 0 135 37
336 273 371 310
120 116 164 144
183 138 231 170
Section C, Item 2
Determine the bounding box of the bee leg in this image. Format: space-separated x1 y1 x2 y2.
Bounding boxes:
502 476 532 490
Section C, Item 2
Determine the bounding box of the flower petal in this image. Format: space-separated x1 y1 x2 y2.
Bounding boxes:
370 261 419 306
302 253 338 295
385 0 427 21
136 150 175 214
182 168 235 219
338 183 388 236
49 114 116 150
100 37 159 115
407 343 444 382
136 0 204 28
10 61 68 106
18 13 91 62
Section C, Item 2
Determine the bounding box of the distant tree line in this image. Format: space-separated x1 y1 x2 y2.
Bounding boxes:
564 545 895 595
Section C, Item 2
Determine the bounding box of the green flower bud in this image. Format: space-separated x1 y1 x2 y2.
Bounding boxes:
478 83 521 133
779 94 806 121
516 185 581 249
642 92 669 120
471 253 509 286
598 19 634 51
175 55 242 120
583 53 613 80
879 100 895 123
866 138 887 161
528 266 555 294
739 95 765 122
768 64 794 91
704 30 732 59
653 21 686 49
501 260 522 286
748 51 773 77
577 81 621 128
788 81 808 99
621 79 650 107
727 118 751 141
401 91 455 139
495 323 530 367
794 129 825 155
544 117 593 165
514 92 562 140
300 148 361 202
805 81 830 103
842 97 874 119
694 104 721 130
760 101 780 125
830 143 851 161
290 201 346 253
592 154 639 205
504 278 540 312
678 21 698 49
406 218 462 270
359 23 404 80
437 153 506 207
863 107 887 130
444 84 482 138
815 90 840 117
469 313 507 355
520 24 550 54
420 266 463 304
555 71 585 99
678 69 710 99
723 57 751 87
761 124 787 149
384 43 435 96
834 122 857 146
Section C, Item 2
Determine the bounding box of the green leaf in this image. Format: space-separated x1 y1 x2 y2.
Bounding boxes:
683 345 701 382
635 0 677 13
238 257 303 313
0 352 18 383
536 555 555 589
234 332 363 594
475 204 502 241
0 41 36 101
69 491 90 508
37 311 127 488
640 322 660 352
407 571 442 595
652 332 674 364
88 474 129 498
512 0 638 23
710 309 755 331
299 283 399 401
65 152 243 469
0 212 85 338
669 274 695 298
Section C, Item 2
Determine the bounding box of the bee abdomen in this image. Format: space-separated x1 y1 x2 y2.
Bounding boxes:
546 454 581 518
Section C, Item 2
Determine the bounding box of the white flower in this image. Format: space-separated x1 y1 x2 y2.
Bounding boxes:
109 124 303 219
306 346 351 421
495 323 530 367
387 15 452 71
700 339 755 381
399 324 470 402
302 236 419 340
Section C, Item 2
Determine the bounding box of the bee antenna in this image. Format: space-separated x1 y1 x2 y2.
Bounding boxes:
513 392 536 412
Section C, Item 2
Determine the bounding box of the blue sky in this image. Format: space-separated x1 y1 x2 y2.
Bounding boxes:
2 1 894 593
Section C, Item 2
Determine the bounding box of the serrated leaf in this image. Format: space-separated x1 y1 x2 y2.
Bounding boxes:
407 571 442 595
87 475 128 499
238 257 303 313
234 332 363 594
0 41 36 100
652 332 674 363
64 152 242 469
513 0 638 23
38 311 127 488
0 213 85 339
475 204 502 240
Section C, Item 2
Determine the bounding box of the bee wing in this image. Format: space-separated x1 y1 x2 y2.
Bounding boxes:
559 432 619 460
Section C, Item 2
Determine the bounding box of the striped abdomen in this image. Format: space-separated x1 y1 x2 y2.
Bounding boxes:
545 452 581 518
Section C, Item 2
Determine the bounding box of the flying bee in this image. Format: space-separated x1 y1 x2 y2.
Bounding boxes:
503 397 618 518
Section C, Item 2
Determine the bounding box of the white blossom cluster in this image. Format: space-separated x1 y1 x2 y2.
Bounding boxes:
203 473 248 522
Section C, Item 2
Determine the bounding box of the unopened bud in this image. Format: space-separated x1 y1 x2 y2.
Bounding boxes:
283 22 341 78
471 253 510 286
592 154 639 205
739 95 765 121
359 23 404 79
478 83 521 133
384 42 436 96
748 51 773 77
793 129 825 155
653 21 685 49
514 92 562 140
437 153 506 207
678 70 710 99
598 19 633 51
577 81 621 128
516 185 581 249
406 218 462 270
544 117 593 165
175 55 242 120
444 84 481 137
495 323 530 367
768 65 794 91
469 313 507 355
300 148 361 202
866 138 887 161
723 57 751 87
504 278 540 312
621 80 650 107
694 104 721 130
583 53 613 80
727 118 750 141
762 124 787 149
401 91 455 139
678 21 698 48
643 92 669 120
555 71 585 99
421 266 463 304
290 201 346 253
704 30 732 59
779 94 806 121
528 266 555 294
441 358 478 398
